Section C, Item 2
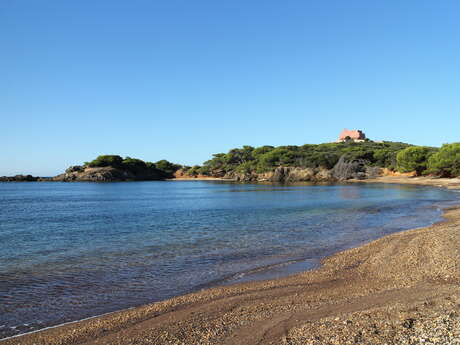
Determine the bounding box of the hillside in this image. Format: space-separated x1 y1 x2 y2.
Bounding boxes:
188 141 410 182
2 141 459 183
184 141 460 182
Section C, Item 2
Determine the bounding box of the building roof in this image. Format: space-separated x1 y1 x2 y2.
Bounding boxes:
338 129 366 141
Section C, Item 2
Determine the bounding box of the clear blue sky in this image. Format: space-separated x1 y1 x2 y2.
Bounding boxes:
1 1 459 176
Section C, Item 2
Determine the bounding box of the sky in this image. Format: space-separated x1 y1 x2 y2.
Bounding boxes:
1 1 460 176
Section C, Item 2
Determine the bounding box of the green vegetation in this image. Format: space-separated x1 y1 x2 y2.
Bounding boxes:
83 141 460 180
396 146 437 176
196 141 412 176
87 155 123 168
154 160 182 177
428 143 460 177
185 165 203 177
122 157 148 173
86 155 181 178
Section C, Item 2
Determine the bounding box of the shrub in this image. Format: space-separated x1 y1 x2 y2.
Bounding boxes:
428 143 460 177
202 141 412 176
122 157 147 173
145 162 156 170
396 146 436 175
373 149 397 170
154 160 181 177
186 165 202 176
87 155 123 168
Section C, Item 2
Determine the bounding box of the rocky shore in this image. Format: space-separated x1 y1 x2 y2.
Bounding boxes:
4 183 460 345
0 175 41 182
0 166 168 183
0 156 437 184
49 165 165 182
219 157 382 183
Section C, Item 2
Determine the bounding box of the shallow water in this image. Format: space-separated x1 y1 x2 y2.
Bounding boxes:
0 181 458 338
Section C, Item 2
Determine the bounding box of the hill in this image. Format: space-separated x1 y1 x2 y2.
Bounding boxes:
3 142 459 182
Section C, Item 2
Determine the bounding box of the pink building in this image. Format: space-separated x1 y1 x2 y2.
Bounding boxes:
338 129 366 142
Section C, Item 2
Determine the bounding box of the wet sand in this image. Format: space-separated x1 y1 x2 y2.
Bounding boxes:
4 178 460 345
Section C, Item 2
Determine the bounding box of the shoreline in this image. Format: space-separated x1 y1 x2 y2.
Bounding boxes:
349 175 460 189
168 177 234 181
4 180 460 344
172 175 460 187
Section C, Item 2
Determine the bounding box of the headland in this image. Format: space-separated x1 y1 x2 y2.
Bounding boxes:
2 139 460 183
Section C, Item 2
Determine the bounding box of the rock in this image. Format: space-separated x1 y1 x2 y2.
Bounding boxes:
0 174 39 182
51 166 165 182
223 167 336 183
332 155 368 181
65 165 84 174
402 318 416 329
366 166 383 178
215 159 385 183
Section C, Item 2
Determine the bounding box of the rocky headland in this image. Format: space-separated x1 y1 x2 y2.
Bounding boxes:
0 157 380 183
49 165 165 182
0 174 41 182
0 156 180 182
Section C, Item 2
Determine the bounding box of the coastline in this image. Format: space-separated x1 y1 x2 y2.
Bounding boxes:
350 175 460 189
168 177 234 181
4 181 460 344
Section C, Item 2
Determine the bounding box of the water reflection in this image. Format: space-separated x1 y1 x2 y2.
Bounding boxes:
338 186 362 200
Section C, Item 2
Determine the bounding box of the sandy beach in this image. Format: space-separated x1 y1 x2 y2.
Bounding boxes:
352 175 460 190
4 177 460 345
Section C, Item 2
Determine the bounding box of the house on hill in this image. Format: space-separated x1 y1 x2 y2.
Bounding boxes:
337 129 366 142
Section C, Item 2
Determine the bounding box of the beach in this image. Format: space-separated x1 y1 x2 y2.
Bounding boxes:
3 178 460 344
352 175 460 190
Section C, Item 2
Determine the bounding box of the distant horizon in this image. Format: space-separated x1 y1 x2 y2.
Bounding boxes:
2 1 459 176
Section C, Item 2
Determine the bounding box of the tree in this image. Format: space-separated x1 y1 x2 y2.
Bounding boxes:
155 160 181 177
428 143 460 177
122 157 147 173
226 146 254 165
198 141 412 177
373 149 397 170
253 145 275 157
396 146 436 176
87 155 123 167
187 165 202 177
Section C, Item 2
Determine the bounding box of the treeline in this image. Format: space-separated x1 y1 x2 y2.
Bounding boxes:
85 155 182 179
85 141 460 180
191 141 411 176
187 141 460 178
396 143 460 177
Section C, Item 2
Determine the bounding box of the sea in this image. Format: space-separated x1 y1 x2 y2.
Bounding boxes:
1 181 459 339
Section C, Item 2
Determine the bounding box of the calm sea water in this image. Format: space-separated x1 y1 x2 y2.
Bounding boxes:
1 181 459 338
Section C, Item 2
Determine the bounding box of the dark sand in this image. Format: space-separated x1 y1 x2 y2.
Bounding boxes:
4 177 460 345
